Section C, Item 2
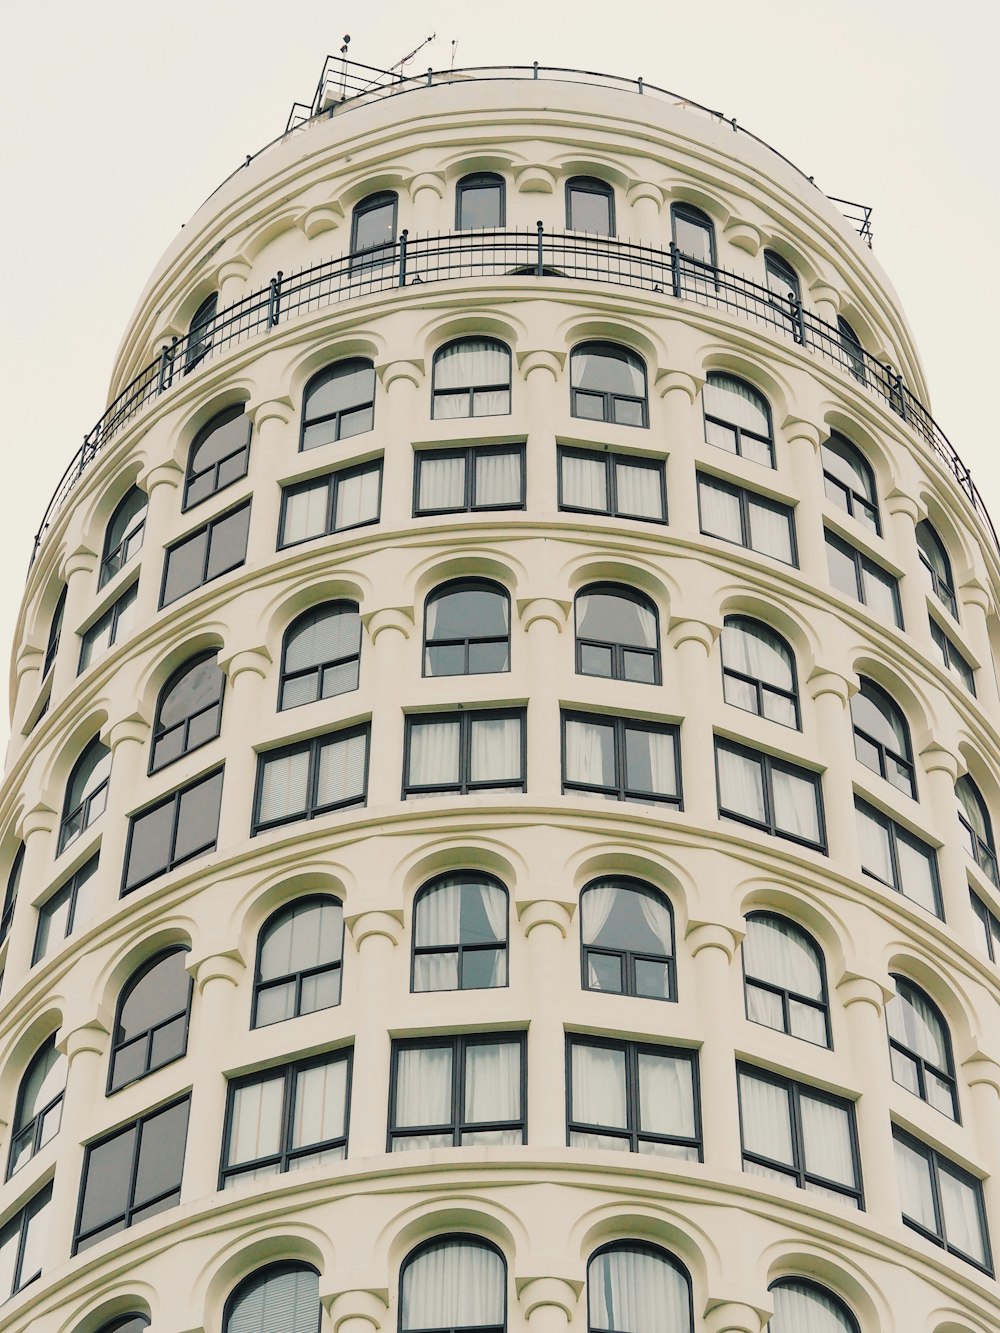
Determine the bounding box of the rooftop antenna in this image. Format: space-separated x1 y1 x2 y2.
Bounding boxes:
450 40 459 70
339 34 351 101
390 33 436 76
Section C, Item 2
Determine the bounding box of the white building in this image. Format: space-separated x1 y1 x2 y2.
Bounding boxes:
0 59 998 1333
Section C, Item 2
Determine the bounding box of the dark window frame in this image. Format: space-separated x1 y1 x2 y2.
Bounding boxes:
956 774 998 884
574 583 661 684
851 677 916 799
223 1264 321 1333
182 406 251 512
720 615 800 729
431 337 512 420
78 580 139 674
916 520 958 619
413 444 526 516
836 317 867 384
561 710 682 807
570 341 648 427
300 358 376 452
107 947 193 1093
855 796 943 917
764 249 801 303
587 1240 694 1333
400 1235 508 1333
121 766 224 895
557 446 667 523
349 191 398 270
821 434 880 533
252 723 370 834
277 458 383 550
388 1033 527 1151
456 172 506 229
0 1182 50 1299
671 200 717 266
565 176 615 235
149 652 226 773
971 890 1000 963
32 853 98 965
402 708 526 799
702 372 774 467
95 1316 151 1333
184 293 218 374
715 737 826 851
893 1125 992 1273
825 529 903 628
219 1048 352 1189
423 578 511 678
768 1279 860 1333
43 585 66 678
0 844 24 946
930 618 976 695
7 1035 64 1179
99 487 147 589
278 601 362 712
887 974 959 1120
580 876 676 1002
741 911 831 1048
697 472 797 566
59 737 111 854
159 500 251 608
411 873 509 994
252 894 345 1028
566 1033 702 1158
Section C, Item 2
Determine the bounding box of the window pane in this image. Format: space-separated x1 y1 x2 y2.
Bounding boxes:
895 1136 936 1230
408 720 461 787
173 770 223 862
624 726 676 798
78 1126 135 1237
826 536 860 599
569 187 612 234
771 765 820 843
133 1099 189 1209
229 1073 284 1166
476 449 521 506
565 718 616 788
334 465 380 529
161 530 207 605
259 750 310 822
572 1043 627 1129
292 1058 348 1150
469 716 521 783
206 506 250 580
315 732 367 807
718 746 766 823
464 1041 520 1124
401 1241 504 1331
939 1162 987 1265
800 1093 856 1188
896 830 939 913
739 1071 793 1165
419 455 465 511
699 478 743 543
561 454 608 511
124 800 175 890
282 480 329 544
637 1052 695 1139
588 1246 690 1333
395 1046 453 1128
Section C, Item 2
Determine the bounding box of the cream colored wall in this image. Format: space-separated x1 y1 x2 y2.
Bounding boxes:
0 79 998 1333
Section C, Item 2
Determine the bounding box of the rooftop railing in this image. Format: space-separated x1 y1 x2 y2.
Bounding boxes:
30 226 996 568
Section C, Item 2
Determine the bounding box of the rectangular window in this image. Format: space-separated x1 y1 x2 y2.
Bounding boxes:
825 529 903 628
278 459 382 548
389 1033 526 1150
33 854 98 965
0 1183 50 1303
737 1064 863 1208
403 709 525 798
121 768 224 895
558 446 666 523
414 445 525 515
855 798 942 917
567 1036 701 1159
73 1096 190 1253
893 1126 991 1272
253 724 369 833
930 618 976 695
78 581 138 673
698 473 796 565
160 501 251 608
715 738 825 850
562 711 681 807
221 1049 351 1189
972 891 1000 963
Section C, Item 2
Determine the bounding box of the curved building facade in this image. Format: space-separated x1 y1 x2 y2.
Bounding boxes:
1 62 999 1333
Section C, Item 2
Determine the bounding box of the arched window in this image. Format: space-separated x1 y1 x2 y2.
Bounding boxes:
703 373 774 467
456 172 505 229
581 877 675 1000
412 873 508 992
7 1035 66 1177
253 895 344 1028
100 487 147 588
886 975 958 1119
183 405 252 510
43 585 66 677
185 292 218 373
93 1318 150 1333
301 358 376 450
400 1237 506 1333
851 677 916 799
59 737 111 853
721 616 799 728
223 1262 321 1333
0 843 23 945
587 1242 692 1333
916 520 958 618
837 316 866 382
742 912 830 1047
279 602 362 710
766 1279 859 1333
821 433 880 533
109 947 192 1092
671 202 716 267
150 652 225 772
566 176 614 235
957 775 998 884
350 191 397 270
424 580 510 676
575 584 659 683
764 250 801 304
570 343 647 427
432 338 511 419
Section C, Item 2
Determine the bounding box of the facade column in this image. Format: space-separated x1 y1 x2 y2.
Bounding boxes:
216 647 272 850
654 371 700 534
806 669 858 875
408 172 446 234
686 922 742 1171
3 803 57 986
135 460 183 627
919 743 967 927
344 912 403 1158
248 397 294 543
11 643 45 735
48 1018 110 1265
377 360 425 525
836 973 897 1226
51 545 97 700
884 489 926 640
667 619 718 827
363 611 413 807
783 418 826 579
181 950 246 1201
704 1301 768 1333
325 1287 390 1333
625 183 664 246
808 282 840 328
517 1276 581 1333
216 257 253 308
520 900 575 1148
98 714 151 905
517 350 564 515
519 598 570 799
963 1057 1000 1233
959 578 999 712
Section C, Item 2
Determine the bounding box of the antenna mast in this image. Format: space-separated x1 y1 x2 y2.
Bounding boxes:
390 33 436 75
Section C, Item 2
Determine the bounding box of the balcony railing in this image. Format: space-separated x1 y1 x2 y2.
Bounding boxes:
30 227 996 566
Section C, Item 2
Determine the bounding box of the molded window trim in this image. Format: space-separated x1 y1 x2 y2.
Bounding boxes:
402 708 526 799
580 876 676 1001
300 358 376 451
715 737 825 851
99 487 147 588
855 797 942 917
182 406 251 511
741 911 831 1048
886 974 959 1120
574 583 661 684
411 873 509 993
456 172 506 229
149 652 226 772
562 710 681 807
565 175 615 235
893 1125 992 1272
278 602 362 711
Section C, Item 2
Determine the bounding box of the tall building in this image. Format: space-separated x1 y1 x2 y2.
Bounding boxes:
0 58 998 1333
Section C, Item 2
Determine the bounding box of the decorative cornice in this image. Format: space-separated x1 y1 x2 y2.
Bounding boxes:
517 898 576 937
301 201 345 238
806 665 855 707
376 358 424 391
407 171 447 201
139 459 184 495
723 217 764 255
219 645 273 685
667 617 718 655
102 711 150 752
187 947 246 992
248 395 295 430
625 181 665 208
686 920 743 960
516 348 565 381
363 607 414 643
655 368 701 402
346 909 405 948
515 1274 582 1315
919 740 962 782
59 545 98 582
514 165 556 194
517 597 570 633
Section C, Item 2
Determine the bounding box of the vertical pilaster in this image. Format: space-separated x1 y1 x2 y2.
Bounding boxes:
517 351 564 515
920 743 967 927
363 612 413 807
655 372 700 532
408 173 446 233
884 489 926 639
377 361 425 525
181 950 245 1202
344 912 402 1158
625 183 664 246
687 923 742 1171
519 599 569 799
784 418 826 579
836 974 898 1226
325 1288 390 1333
48 1019 110 1265
3 804 57 988
520 901 574 1148
806 669 858 874
668 619 718 825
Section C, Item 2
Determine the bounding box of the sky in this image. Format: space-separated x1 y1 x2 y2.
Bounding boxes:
0 0 997 743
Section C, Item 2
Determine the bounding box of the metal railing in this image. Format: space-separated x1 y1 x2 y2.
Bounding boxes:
30 226 996 567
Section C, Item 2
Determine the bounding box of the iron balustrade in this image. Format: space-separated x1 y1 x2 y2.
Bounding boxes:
30 225 997 566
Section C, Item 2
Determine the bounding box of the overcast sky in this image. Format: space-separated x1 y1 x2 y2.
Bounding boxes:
0 0 997 746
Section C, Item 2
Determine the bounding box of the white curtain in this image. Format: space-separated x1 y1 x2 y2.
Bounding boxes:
566 719 612 787
938 1162 987 1265
644 728 677 797
717 745 766 823
800 1094 855 1189
464 1041 520 1125
260 900 340 981
587 1246 690 1333
395 1046 452 1130
226 1266 320 1333
409 721 460 787
743 916 822 997
895 835 939 913
435 340 510 391
259 750 310 821
316 731 368 806
615 461 662 519
229 1074 284 1165
704 375 769 435
419 454 465 510
479 882 506 944
862 563 899 625
894 1136 937 1231
291 1058 348 1151
402 1240 505 1330
886 985 947 1065
698 478 742 543
739 1072 793 1165
415 881 463 947
856 805 893 883
637 1053 694 1138
561 453 607 510
335 464 380 529
470 716 520 782
581 883 619 945
572 1043 627 1129
283 481 328 543
723 621 791 690
771 767 820 842
477 450 521 505
749 498 793 563
768 1281 855 1333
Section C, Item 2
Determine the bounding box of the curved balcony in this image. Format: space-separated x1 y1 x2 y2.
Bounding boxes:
30 226 996 566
